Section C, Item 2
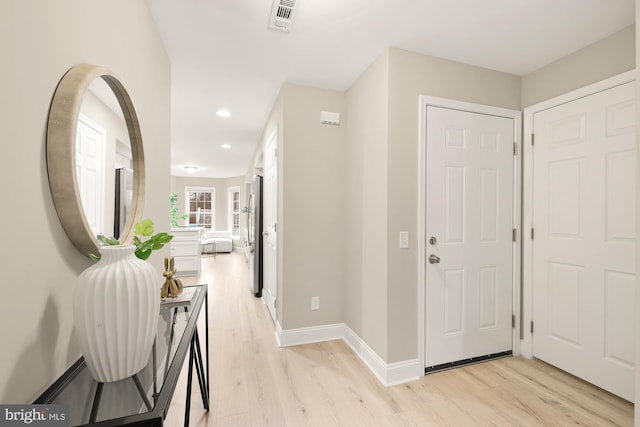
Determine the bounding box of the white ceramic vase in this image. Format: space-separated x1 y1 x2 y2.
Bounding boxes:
73 245 160 383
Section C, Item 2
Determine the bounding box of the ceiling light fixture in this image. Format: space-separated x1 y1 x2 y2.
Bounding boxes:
215 109 231 118
221 143 231 149
184 165 199 173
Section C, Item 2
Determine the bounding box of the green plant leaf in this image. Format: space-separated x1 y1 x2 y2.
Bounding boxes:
96 234 120 246
153 232 173 244
137 239 154 253
134 219 154 237
136 248 152 260
89 253 101 261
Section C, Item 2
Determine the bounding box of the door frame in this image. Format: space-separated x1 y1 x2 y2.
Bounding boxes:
521 70 636 359
263 125 279 325
418 96 522 371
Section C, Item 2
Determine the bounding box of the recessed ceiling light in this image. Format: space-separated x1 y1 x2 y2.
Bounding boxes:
216 109 231 118
221 143 231 149
184 165 198 173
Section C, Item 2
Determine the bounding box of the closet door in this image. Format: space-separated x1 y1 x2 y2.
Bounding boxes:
532 81 636 401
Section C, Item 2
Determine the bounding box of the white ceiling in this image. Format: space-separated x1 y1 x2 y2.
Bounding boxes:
147 0 635 179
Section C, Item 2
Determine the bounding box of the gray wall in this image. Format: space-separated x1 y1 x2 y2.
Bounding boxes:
279 84 347 329
0 0 171 403
345 50 390 359
250 84 347 329
522 25 635 107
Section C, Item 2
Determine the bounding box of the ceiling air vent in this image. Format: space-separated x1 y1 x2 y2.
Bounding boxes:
268 0 299 32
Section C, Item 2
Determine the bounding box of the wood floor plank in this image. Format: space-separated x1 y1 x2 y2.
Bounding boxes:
168 253 633 426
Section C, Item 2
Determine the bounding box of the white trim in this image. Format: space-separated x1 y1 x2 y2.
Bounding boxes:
417 97 427 377
524 70 636 114
184 186 215 228
227 186 241 238
342 327 421 386
417 95 522 372
521 70 636 359
513 111 523 357
276 323 421 387
276 322 344 347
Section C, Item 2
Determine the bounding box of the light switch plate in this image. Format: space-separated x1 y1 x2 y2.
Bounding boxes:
399 231 409 249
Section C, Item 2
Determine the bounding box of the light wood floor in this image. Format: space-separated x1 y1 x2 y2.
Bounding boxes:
167 252 633 426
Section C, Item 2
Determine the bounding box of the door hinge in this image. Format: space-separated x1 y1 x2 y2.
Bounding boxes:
512 228 516 242
513 142 517 156
512 314 516 329
274 299 277 309
531 228 534 240
531 134 535 146
530 321 534 334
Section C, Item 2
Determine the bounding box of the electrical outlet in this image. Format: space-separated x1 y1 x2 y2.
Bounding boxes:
311 296 320 310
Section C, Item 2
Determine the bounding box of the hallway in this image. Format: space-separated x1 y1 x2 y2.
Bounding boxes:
166 252 633 426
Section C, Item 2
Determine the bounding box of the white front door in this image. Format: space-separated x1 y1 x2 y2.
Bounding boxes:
531 81 636 401
263 130 278 323
425 105 515 369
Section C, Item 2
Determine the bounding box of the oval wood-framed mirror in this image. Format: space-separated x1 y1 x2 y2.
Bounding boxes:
47 64 145 257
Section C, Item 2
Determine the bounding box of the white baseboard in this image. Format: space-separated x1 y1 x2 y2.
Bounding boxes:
275 322 343 347
275 322 421 387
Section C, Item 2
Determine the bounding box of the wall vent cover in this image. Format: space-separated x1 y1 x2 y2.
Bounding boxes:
268 0 299 32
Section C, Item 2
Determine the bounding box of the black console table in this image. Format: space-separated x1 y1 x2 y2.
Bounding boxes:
35 285 209 426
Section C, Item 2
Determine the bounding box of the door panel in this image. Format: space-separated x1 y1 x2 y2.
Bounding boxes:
425 106 515 368
532 81 636 401
76 117 104 236
263 131 278 323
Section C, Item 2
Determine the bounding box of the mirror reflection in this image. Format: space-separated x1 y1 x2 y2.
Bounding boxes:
77 78 133 240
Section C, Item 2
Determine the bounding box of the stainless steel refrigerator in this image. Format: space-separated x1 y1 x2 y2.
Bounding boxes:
247 175 263 296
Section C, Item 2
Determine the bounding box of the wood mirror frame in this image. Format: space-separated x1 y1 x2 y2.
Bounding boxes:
47 64 145 257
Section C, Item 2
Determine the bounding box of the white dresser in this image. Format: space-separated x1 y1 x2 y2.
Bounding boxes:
170 227 203 276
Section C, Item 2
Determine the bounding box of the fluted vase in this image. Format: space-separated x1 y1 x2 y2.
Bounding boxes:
73 245 160 383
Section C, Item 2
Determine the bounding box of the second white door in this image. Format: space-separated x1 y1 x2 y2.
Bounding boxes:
425 105 515 368
531 81 636 401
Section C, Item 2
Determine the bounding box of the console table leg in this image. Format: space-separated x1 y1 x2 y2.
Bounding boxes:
132 374 153 411
89 382 104 423
152 340 158 404
164 308 178 379
193 330 209 410
205 291 210 410
184 340 195 427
